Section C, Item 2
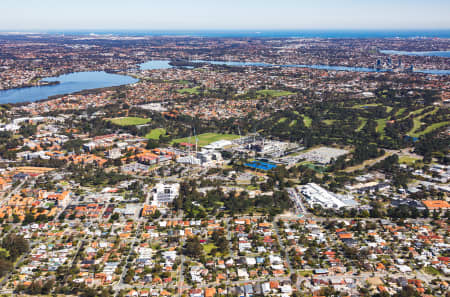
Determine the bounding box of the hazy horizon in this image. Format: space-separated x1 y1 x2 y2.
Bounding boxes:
1 0 449 31
2 29 450 33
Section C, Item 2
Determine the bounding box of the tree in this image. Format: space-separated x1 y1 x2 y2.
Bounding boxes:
211 230 228 254
1 234 29 261
146 139 159 149
0 258 12 277
290 272 298 283
183 236 203 258
110 213 120 221
393 285 420 297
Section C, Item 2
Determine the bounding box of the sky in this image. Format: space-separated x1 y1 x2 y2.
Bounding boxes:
0 0 449 31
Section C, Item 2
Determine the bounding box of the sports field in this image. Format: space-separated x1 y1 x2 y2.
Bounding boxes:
399 156 421 165
171 133 239 147
108 117 151 126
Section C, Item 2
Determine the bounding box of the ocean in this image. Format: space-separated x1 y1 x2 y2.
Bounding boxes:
44 29 450 38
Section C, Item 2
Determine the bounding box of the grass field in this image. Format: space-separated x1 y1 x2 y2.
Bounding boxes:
109 117 151 126
415 107 437 116
395 107 406 117
352 103 393 114
402 107 439 120
399 107 428 121
256 89 295 97
246 185 259 191
304 163 327 173
177 86 200 95
323 119 335 125
409 117 424 136
344 152 393 173
297 161 327 173
376 118 387 136
407 107 442 137
352 103 380 109
298 270 313 277
356 117 367 131
399 155 421 165
423 266 442 276
410 121 450 138
203 243 218 254
171 133 239 147
303 115 312 127
145 128 166 139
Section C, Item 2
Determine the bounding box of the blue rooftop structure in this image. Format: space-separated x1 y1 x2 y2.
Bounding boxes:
244 160 277 171
405 135 419 142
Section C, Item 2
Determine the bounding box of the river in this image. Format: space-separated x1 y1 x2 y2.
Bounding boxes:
190 60 450 75
1 56 448 105
141 59 450 75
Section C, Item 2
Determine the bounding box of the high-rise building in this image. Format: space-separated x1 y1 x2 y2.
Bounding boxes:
376 59 382 69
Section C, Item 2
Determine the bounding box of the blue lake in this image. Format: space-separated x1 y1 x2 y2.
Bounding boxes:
0 71 138 104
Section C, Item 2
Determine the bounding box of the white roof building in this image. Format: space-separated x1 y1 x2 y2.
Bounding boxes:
177 155 201 165
299 183 357 209
204 140 232 150
152 183 180 206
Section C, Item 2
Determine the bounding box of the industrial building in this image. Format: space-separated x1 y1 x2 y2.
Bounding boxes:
151 183 180 207
299 183 358 209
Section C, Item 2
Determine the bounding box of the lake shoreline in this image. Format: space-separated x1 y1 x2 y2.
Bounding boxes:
0 71 138 104
0 80 60 92
1 84 132 108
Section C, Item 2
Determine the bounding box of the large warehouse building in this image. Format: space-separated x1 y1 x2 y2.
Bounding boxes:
299 183 358 209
